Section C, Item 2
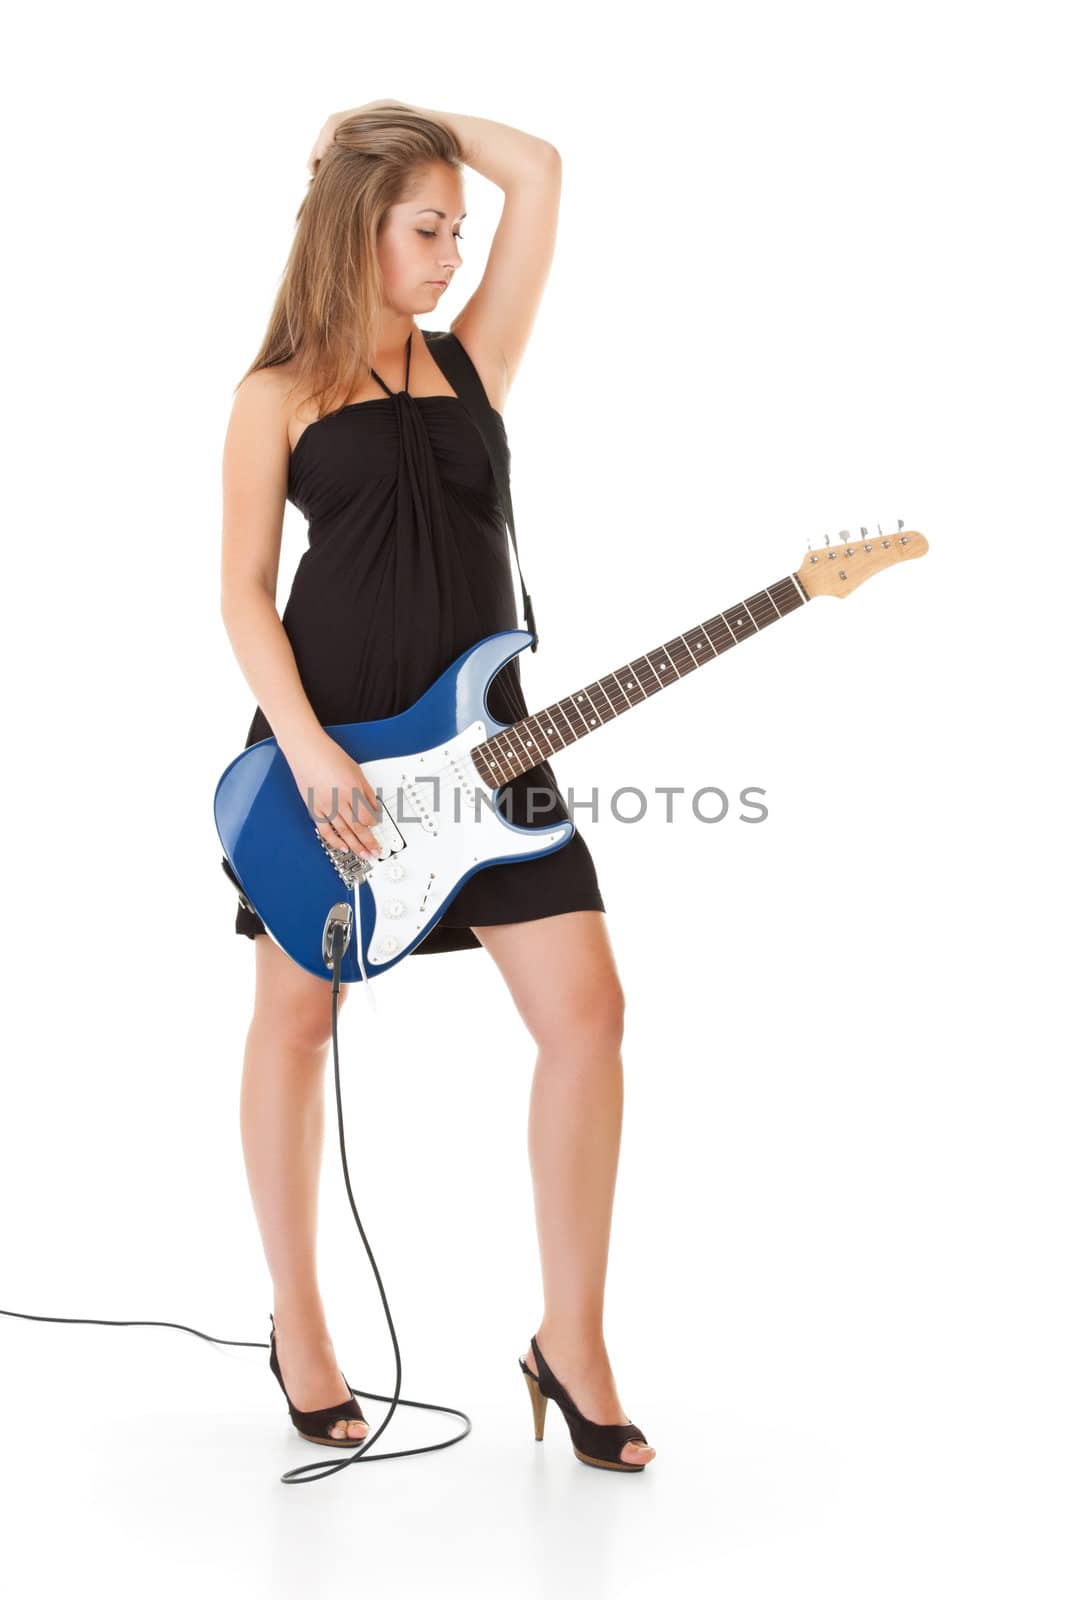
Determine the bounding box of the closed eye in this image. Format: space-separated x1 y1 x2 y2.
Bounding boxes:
418 230 464 239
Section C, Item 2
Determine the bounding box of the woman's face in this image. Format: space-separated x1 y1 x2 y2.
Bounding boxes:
378 163 466 313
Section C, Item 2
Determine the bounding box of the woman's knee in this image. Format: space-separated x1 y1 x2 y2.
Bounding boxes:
255 989 348 1053
540 974 626 1055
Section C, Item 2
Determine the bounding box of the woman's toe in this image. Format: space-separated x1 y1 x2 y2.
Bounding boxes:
622 1439 655 1464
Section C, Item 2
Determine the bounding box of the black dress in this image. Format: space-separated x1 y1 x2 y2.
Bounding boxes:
230 327 605 955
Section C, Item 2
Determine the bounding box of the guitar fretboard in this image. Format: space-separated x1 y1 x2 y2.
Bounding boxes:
470 571 809 787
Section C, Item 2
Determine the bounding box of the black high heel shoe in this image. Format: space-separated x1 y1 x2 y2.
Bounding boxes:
518 1333 651 1472
268 1313 369 1447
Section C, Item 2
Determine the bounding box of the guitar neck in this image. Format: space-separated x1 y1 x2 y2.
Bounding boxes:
471 570 811 786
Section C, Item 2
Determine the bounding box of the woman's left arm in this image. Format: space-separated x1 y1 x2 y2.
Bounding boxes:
396 102 557 187
407 105 562 406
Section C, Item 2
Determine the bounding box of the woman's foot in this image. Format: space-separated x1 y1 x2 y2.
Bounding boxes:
521 1331 655 1467
272 1308 369 1441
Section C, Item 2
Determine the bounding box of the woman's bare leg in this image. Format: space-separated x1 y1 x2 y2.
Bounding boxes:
470 910 656 1467
239 932 368 1440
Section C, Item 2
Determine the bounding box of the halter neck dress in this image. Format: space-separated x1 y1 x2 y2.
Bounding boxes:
229 327 605 956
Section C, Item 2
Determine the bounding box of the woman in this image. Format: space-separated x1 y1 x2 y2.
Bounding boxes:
219 100 655 1471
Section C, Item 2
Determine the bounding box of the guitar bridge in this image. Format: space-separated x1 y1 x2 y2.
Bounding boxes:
316 796 405 888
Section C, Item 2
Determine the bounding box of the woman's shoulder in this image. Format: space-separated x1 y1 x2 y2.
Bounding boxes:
236 362 303 417
237 362 327 453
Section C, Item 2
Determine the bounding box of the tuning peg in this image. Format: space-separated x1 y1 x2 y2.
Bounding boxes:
878 523 884 536
824 533 830 545
897 518 904 531
860 526 868 537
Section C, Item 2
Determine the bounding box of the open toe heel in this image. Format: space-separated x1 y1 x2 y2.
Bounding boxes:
518 1332 650 1472
268 1313 369 1448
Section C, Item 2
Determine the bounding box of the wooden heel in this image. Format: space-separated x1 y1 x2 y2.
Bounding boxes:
520 1362 548 1440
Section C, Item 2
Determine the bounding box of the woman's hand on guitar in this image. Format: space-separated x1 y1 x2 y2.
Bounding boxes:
286 732 383 861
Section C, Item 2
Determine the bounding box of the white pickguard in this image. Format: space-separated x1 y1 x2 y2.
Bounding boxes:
343 721 571 965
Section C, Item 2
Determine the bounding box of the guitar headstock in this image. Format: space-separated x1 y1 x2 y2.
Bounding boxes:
796 521 928 598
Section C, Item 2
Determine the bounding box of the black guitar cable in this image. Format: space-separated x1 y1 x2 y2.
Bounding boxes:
1 916 472 1485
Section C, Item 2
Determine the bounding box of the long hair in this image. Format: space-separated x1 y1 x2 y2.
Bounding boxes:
238 106 463 422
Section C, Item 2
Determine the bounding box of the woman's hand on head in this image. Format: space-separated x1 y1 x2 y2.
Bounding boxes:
307 101 410 173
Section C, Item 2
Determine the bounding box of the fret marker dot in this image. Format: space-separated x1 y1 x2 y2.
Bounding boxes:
626 681 633 689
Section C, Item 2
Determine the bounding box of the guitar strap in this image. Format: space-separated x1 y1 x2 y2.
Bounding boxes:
423 328 539 652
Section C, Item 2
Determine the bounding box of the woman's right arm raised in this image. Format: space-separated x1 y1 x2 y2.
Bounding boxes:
219 374 382 861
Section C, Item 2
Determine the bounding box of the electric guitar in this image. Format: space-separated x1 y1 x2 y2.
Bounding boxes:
215 524 928 982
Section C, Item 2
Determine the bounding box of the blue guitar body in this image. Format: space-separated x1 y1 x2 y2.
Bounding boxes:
214 630 573 983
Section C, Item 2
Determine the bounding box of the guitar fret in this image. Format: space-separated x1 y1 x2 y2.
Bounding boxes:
610 669 642 707
550 701 580 745
558 697 586 738
684 620 710 659
704 613 735 652
524 714 551 758
724 604 755 639
666 636 697 676
483 742 511 782
495 735 521 780
569 689 603 729
512 723 536 762
633 656 662 695
771 576 807 613
745 589 779 627
529 711 554 755
651 645 683 684
585 681 616 723
520 716 550 762
498 726 526 772
685 622 717 661
524 722 547 759
538 708 566 751
627 657 649 697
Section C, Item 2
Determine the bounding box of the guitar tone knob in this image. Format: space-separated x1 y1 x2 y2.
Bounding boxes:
385 861 405 880
378 935 399 955
384 899 405 918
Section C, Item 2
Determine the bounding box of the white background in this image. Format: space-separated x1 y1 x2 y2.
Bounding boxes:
1 1 1063 1595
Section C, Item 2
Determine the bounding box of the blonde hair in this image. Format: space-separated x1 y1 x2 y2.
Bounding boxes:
238 106 463 421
